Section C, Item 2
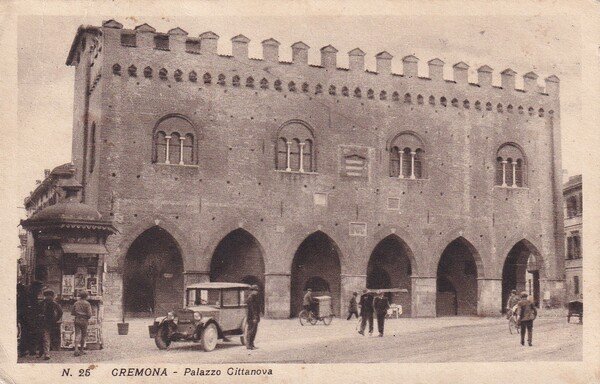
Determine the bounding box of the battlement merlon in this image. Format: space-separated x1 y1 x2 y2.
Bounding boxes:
65 20 560 99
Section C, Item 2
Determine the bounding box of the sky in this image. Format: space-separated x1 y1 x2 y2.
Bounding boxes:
2 11 585 261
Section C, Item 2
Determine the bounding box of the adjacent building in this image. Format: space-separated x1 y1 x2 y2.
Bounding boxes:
22 19 566 322
563 174 582 302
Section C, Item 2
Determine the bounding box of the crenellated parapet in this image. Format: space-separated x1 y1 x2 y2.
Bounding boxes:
68 19 560 102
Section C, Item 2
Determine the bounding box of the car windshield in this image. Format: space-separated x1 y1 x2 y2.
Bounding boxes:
187 289 221 306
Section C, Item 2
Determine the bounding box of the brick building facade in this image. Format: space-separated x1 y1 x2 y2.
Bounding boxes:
563 175 582 302
63 19 565 319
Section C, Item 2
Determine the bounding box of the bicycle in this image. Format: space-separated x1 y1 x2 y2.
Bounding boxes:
298 309 333 326
508 310 520 335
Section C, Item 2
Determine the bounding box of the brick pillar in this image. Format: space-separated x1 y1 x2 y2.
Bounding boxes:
477 278 502 316
103 270 123 321
540 278 565 311
341 274 366 316
411 277 436 317
183 270 210 286
264 273 290 319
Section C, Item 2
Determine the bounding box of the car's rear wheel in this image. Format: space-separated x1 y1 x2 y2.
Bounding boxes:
201 323 219 352
154 325 171 350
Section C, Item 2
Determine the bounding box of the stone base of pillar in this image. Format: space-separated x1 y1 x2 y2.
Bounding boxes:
411 277 436 317
477 278 502 317
540 279 566 310
341 274 366 317
265 274 290 319
103 271 123 321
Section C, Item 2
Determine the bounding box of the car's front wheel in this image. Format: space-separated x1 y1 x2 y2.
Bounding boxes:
201 323 219 352
155 325 171 350
240 318 248 346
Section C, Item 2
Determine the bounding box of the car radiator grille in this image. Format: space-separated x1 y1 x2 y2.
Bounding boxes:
176 310 194 323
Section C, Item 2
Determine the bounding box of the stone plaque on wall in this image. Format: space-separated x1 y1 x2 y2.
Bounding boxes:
339 145 369 178
349 222 367 237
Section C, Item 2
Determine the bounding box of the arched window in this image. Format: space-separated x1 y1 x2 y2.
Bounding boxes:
153 116 197 165
485 102 492 111
380 91 388 100
155 131 167 163
329 85 336 96
475 101 481 110
260 78 268 89
440 97 447 107
392 92 399 101
217 74 226 86
367 89 374 99
159 68 168 80
275 121 316 172
274 80 282 91
354 88 362 98
528 107 534 116
128 65 137 77
496 144 526 187
203 73 212 84
302 83 309 93
169 132 181 164
288 81 296 92
315 84 323 94
518 105 524 114
144 66 153 78
246 77 254 88
389 132 425 179
232 75 240 87
463 100 470 109
112 64 121 76
497 103 503 113
451 98 458 107
417 94 424 105
189 71 197 82
404 93 412 103
342 86 349 97
429 95 436 105
507 104 514 113
174 69 183 82
538 108 544 117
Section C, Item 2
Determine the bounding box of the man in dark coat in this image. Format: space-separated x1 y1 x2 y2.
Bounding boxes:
358 289 374 335
17 283 28 357
373 291 390 337
347 292 359 320
516 291 537 346
245 285 261 350
38 290 63 360
24 281 44 356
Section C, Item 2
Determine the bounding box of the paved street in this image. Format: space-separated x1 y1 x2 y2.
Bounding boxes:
18 314 581 364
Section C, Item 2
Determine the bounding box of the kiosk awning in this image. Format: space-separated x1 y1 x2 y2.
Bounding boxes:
61 243 108 255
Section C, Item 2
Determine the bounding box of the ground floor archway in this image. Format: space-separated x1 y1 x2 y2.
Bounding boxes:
290 231 341 317
502 240 542 312
436 237 478 316
367 235 413 317
210 228 265 313
124 226 184 316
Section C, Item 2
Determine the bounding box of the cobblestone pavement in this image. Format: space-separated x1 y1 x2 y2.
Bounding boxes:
18 315 582 364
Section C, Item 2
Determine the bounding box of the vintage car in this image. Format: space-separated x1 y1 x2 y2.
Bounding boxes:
148 282 250 352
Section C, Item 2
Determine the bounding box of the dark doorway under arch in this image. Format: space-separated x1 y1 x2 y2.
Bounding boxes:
436 238 478 316
367 235 413 316
124 226 184 316
290 231 341 317
502 240 542 312
210 229 265 313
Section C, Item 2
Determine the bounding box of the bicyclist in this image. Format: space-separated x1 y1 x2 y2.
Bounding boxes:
303 288 316 316
506 289 520 319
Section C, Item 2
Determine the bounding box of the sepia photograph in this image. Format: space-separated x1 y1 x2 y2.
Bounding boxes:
1 1 598 383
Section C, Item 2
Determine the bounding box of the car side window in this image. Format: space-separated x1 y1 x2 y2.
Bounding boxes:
222 289 240 307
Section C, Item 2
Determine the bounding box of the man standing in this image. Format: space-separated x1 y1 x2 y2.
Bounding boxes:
71 291 92 357
38 290 63 360
516 291 537 346
506 289 520 319
373 291 390 337
358 289 374 336
347 292 359 320
303 288 314 315
245 285 261 350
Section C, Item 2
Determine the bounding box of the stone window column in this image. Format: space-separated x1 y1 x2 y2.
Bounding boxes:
299 142 305 172
398 150 404 179
511 161 517 187
410 151 416 179
179 136 186 165
165 135 172 164
285 141 292 172
501 160 507 187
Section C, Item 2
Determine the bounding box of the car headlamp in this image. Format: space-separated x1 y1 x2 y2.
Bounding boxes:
193 312 202 321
